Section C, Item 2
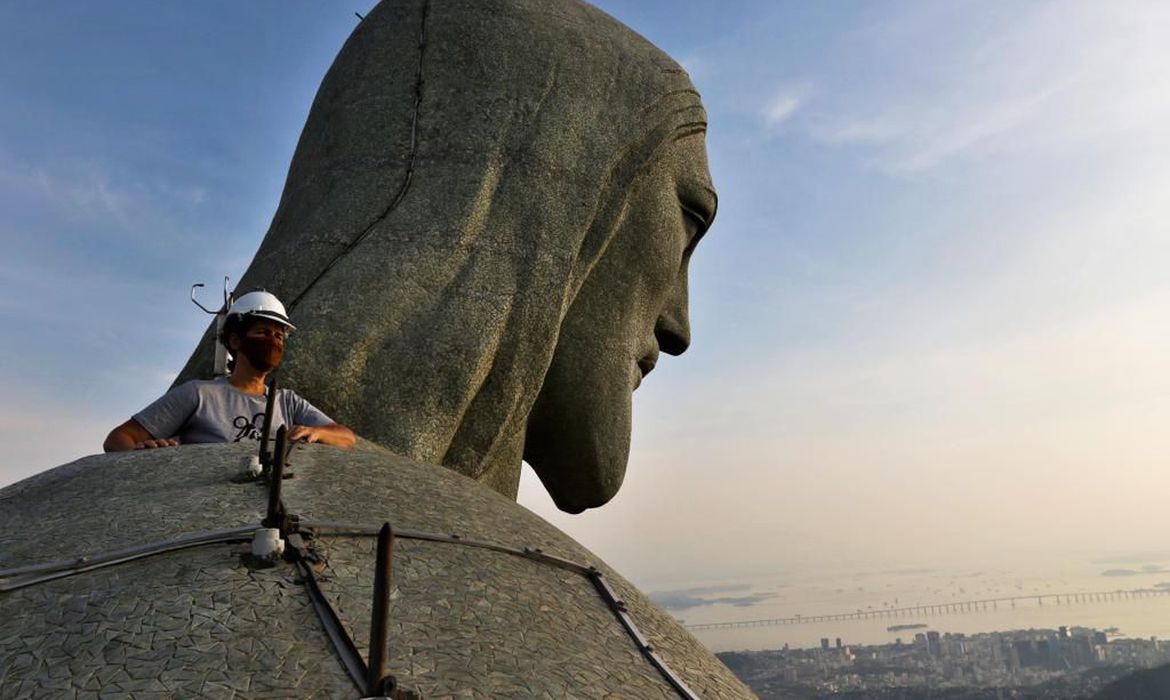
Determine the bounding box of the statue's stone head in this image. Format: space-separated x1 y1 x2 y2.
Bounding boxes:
179 0 716 513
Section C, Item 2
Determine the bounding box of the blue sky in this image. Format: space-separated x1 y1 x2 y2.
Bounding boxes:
3 1 1169 589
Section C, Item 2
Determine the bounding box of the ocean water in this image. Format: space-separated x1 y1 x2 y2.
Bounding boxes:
660 561 1170 652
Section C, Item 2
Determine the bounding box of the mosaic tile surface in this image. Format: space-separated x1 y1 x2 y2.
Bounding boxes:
0 442 753 698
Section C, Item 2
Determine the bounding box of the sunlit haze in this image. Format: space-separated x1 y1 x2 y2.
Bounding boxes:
2 0 1168 600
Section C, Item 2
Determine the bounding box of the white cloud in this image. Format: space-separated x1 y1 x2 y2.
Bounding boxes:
161 181 208 207
891 81 1070 172
0 151 208 228
811 117 902 145
0 157 132 223
808 1 1170 173
763 89 805 127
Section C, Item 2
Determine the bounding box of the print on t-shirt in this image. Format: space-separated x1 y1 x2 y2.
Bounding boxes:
233 412 267 442
132 378 332 445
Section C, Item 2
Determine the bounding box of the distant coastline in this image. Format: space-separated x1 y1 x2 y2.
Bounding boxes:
1101 565 1166 577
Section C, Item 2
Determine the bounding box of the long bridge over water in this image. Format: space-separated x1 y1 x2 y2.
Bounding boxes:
685 587 1170 631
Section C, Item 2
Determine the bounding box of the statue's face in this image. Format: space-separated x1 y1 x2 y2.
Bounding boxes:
524 131 716 513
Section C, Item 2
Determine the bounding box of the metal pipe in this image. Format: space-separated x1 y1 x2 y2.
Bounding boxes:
258 376 278 469
367 522 394 695
264 425 287 530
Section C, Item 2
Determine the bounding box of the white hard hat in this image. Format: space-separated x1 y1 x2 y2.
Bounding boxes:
228 290 296 330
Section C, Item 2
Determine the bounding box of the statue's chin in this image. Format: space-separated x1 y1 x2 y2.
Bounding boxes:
536 460 626 514
524 426 630 514
523 358 634 512
553 475 621 514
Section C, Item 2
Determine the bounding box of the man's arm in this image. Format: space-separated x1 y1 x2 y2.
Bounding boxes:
284 390 356 448
103 418 180 452
288 423 356 448
107 381 197 451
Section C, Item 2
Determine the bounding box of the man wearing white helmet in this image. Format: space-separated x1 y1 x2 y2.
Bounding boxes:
103 290 355 451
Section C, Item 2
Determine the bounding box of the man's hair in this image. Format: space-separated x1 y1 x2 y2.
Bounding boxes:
218 314 253 352
218 314 256 372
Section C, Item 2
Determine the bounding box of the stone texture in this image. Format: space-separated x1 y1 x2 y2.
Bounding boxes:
1 442 753 698
175 0 717 513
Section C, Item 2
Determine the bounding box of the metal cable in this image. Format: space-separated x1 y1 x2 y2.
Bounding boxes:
286 0 430 312
298 521 595 576
287 533 369 692
0 526 258 593
589 571 700 700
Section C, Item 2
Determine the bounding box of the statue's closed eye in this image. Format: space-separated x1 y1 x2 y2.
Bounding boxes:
679 202 711 259
680 202 708 231
678 182 716 248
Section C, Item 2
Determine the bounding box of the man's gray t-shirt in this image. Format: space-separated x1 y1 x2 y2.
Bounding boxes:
133 378 333 444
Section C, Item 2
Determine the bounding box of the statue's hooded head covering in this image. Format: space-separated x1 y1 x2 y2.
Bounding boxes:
179 0 717 512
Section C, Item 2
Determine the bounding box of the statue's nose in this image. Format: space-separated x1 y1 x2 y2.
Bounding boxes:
654 277 691 356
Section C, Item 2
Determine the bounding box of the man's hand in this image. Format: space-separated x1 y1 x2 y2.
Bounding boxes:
104 419 177 452
288 423 356 448
287 425 322 443
134 437 180 449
